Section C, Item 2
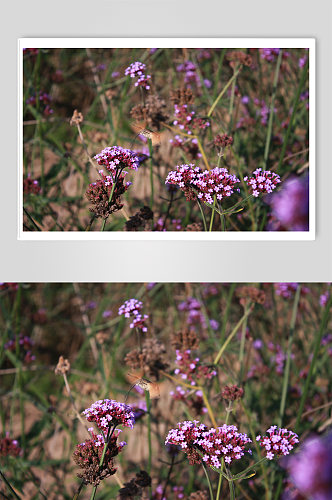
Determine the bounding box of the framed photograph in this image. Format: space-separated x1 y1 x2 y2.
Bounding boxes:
18 38 315 240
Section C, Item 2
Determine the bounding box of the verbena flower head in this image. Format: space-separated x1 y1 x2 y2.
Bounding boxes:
282 431 332 500
173 104 210 134
256 426 299 460
82 399 135 431
196 425 252 467
165 420 208 464
118 299 149 332
125 61 151 90
165 421 252 468
244 168 281 197
174 349 217 386
94 146 140 173
165 164 240 204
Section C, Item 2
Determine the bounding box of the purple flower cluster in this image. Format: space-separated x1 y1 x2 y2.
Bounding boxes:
259 48 289 62
178 297 206 329
173 104 210 134
256 426 299 460
320 291 330 307
169 135 202 160
125 61 151 90
165 164 240 205
282 431 332 500
244 168 281 197
274 283 310 299
165 421 252 468
94 146 140 174
118 299 149 333
176 60 201 87
174 350 217 386
170 386 208 416
26 91 53 116
267 174 309 231
82 399 135 431
4 335 35 364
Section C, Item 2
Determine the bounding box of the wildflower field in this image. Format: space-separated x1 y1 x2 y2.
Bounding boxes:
1 283 331 499
22 47 310 232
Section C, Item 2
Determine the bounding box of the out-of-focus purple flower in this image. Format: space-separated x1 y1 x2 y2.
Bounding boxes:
176 60 201 88
203 79 212 88
209 319 219 331
320 291 330 307
149 48 158 54
253 339 263 349
111 71 120 78
102 310 112 318
267 174 309 231
282 432 332 500
241 95 250 104
298 56 307 68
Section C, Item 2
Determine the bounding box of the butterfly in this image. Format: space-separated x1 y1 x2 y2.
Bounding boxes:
125 371 160 401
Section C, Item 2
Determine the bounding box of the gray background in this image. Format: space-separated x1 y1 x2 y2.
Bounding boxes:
1 0 331 282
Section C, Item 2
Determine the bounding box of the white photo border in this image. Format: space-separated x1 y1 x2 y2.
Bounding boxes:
18 38 315 241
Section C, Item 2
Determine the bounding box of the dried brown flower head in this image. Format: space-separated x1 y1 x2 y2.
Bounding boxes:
170 87 194 106
189 492 209 500
171 329 199 351
236 286 266 306
86 175 128 219
227 51 252 67
125 338 168 379
125 207 154 232
70 109 83 126
118 470 151 499
55 356 70 375
130 94 169 130
214 134 234 148
185 222 203 232
73 433 121 486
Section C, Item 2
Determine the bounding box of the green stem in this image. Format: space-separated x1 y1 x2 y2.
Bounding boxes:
227 468 236 500
209 196 217 231
216 403 231 500
214 307 252 365
208 67 242 118
263 50 283 170
101 175 118 231
197 199 208 231
278 285 301 426
145 390 152 477
295 292 332 432
238 303 251 384
201 461 214 500
90 425 116 500
277 58 309 173
148 138 154 210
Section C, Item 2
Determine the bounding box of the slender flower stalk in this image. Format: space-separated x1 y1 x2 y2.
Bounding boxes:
278 285 301 427
263 50 283 169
